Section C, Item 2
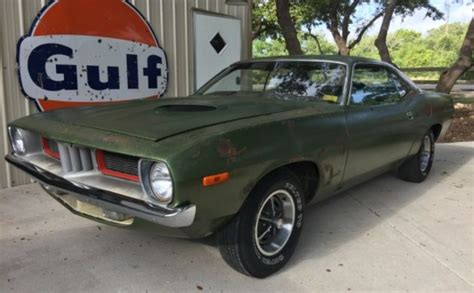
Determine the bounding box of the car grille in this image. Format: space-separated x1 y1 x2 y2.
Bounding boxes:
47 139 59 154
98 151 140 180
41 138 139 181
57 143 94 173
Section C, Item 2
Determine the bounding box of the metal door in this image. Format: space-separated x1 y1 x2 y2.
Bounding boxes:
194 11 242 90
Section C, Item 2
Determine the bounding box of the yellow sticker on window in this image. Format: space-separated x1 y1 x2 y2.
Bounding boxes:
322 95 338 103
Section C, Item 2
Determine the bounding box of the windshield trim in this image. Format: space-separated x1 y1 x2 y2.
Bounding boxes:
195 59 350 106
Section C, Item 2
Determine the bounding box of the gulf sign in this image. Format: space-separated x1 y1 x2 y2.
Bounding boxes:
17 0 168 111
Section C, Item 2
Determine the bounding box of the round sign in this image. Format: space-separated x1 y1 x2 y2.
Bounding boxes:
17 0 168 111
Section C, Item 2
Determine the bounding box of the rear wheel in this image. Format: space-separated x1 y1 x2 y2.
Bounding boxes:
218 170 305 278
398 131 435 183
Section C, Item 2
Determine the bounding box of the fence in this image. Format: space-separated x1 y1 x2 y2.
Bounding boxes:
401 67 474 91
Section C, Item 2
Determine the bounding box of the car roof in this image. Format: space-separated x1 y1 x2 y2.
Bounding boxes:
237 55 381 66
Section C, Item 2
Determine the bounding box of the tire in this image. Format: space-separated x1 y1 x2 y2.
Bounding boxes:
218 170 305 278
398 131 435 183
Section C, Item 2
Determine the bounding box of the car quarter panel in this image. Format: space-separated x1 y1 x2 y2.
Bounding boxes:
404 92 454 156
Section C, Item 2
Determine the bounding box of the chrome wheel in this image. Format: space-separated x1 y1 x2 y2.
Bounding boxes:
254 189 295 257
420 135 432 172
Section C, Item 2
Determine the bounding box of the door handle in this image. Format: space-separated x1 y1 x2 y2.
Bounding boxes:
406 111 414 120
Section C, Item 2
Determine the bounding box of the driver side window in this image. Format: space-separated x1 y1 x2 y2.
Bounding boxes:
351 64 409 106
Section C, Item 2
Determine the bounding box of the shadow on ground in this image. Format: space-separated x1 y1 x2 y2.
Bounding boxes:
0 143 472 291
111 144 473 273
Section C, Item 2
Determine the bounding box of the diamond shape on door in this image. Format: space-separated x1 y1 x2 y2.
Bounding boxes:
210 33 227 54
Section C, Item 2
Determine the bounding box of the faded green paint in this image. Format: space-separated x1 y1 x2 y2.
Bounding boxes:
6 56 454 238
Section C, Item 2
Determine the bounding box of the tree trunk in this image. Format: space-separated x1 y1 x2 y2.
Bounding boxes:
331 29 350 56
275 0 303 55
375 0 397 64
327 8 350 56
337 43 351 56
436 19 474 93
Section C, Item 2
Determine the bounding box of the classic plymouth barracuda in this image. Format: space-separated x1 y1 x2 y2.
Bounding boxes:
5 56 453 277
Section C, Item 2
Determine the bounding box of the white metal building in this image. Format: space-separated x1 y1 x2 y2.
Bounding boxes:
0 0 252 189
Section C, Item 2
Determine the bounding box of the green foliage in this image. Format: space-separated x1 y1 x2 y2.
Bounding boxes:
254 22 469 80
253 33 339 57
352 22 469 67
350 35 379 59
252 0 320 42
253 0 443 52
301 33 338 55
350 22 469 79
252 0 279 40
253 39 288 57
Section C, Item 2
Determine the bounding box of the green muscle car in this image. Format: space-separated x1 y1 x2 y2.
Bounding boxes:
5 56 453 278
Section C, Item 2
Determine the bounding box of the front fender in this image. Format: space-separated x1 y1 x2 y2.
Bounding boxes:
161 107 347 234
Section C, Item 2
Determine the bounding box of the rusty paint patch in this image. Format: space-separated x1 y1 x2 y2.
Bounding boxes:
217 139 246 162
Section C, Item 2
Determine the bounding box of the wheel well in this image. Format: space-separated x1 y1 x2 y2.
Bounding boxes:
257 161 319 202
431 124 442 141
286 162 319 202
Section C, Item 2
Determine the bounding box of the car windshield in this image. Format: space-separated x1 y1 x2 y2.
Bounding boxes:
195 61 347 103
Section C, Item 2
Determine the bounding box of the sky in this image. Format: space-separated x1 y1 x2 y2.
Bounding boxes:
312 0 473 38
376 0 473 35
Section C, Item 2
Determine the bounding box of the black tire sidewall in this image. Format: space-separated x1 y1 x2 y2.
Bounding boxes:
418 132 435 177
398 130 435 183
238 172 305 278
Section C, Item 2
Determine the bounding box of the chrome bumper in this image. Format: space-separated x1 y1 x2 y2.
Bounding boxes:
5 154 196 228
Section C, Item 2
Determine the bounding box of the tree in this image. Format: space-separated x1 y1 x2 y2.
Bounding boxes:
374 0 442 64
260 0 443 57
302 32 338 55
275 0 303 55
375 0 398 63
253 39 288 57
301 0 385 56
425 23 470 66
252 0 279 40
436 19 474 93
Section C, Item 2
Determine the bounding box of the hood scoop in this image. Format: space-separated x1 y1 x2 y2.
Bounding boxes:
155 104 217 113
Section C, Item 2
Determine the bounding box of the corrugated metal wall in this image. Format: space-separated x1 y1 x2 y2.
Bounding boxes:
0 0 251 189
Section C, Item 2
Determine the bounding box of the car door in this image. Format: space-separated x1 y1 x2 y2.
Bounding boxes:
342 63 416 183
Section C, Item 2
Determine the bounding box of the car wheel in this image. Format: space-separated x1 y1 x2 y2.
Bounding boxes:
218 170 305 278
398 131 435 183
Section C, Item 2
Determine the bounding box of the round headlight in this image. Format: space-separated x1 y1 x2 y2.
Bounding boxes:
9 127 26 155
148 162 173 204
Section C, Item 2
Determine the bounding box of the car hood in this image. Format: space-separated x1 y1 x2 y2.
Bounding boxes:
40 96 311 141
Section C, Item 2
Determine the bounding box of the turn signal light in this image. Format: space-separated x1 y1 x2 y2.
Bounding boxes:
202 172 230 187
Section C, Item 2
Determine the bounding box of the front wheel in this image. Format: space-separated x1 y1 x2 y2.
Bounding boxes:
218 170 305 278
398 131 435 183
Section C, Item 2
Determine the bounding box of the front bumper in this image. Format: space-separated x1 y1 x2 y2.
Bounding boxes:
5 154 196 228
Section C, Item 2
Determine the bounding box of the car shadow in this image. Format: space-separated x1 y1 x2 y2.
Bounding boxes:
186 143 473 273
286 143 473 271
10 143 467 283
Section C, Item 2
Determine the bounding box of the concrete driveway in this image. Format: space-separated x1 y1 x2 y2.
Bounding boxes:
1 142 472 292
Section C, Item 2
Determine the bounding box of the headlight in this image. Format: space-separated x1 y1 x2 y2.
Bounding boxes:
140 161 173 206
8 127 26 155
